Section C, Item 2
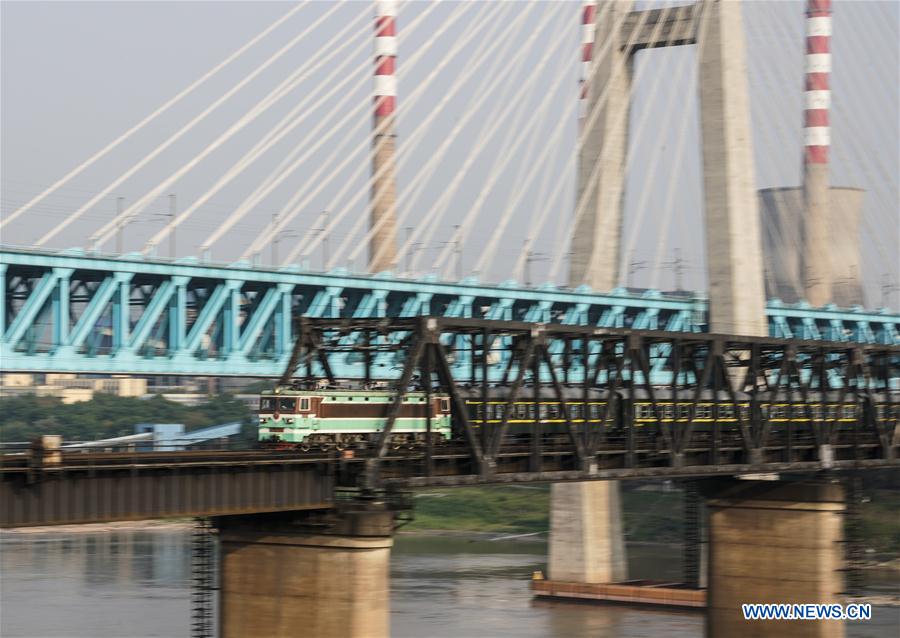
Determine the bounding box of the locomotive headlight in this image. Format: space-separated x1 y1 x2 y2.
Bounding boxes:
259 417 266 423
285 418 294 424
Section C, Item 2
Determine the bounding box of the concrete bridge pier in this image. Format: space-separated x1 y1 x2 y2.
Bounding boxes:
216 506 395 638
705 481 845 638
548 481 627 584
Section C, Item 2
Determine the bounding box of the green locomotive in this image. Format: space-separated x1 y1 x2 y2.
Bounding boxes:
258 386 453 450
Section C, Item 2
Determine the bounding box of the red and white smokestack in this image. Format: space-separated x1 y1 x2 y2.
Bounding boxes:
370 0 398 272
374 0 397 119
802 0 832 305
580 2 597 122
804 0 831 165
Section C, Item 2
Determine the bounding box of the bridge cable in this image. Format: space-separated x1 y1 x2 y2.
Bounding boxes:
240 0 494 263
81 2 366 251
755 3 897 301
278 1 538 268
615 2 708 289
647 4 715 290
296 1 535 270
144 5 387 256
0 2 307 231
237 0 489 263
544 4 662 282
409 4 588 276
352 1 552 274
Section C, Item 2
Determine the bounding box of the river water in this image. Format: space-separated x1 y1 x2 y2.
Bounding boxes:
1 529 897 638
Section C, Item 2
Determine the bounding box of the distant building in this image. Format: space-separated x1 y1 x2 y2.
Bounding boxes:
758 187 866 307
0 373 147 403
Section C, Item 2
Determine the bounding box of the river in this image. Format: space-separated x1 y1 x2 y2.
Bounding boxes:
1 528 897 637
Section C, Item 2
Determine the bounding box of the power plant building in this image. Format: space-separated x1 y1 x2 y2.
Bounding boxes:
758 186 866 308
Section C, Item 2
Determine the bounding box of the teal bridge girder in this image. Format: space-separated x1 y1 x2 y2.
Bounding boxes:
1 247 897 378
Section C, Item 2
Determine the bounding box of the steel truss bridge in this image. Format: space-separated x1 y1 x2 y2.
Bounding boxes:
2 248 898 377
4 317 896 527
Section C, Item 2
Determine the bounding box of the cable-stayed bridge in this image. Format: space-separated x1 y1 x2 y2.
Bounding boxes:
1 0 898 378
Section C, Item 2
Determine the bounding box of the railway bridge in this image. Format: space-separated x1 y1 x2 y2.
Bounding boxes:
3 317 898 637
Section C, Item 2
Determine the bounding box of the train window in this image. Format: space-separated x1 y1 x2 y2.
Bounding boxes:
826 405 838 420
696 405 712 419
677 404 691 420
634 404 650 419
875 405 886 420
662 404 674 420
812 405 824 420
539 404 549 419
571 404 581 419
299 398 310 411
515 404 525 419
279 398 298 412
528 404 537 419
589 404 601 419
719 404 734 419
260 398 276 412
496 404 506 420
773 405 786 419
739 405 750 421
440 398 450 413
548 404 559 419
842 405 856 419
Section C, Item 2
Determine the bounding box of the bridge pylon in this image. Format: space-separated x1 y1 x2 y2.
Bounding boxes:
573 0 767 337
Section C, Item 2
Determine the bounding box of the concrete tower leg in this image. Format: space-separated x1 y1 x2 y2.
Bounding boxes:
569 0 634 291
218 509 394 638
706 482 845 638
698 0 767 336
548 481 627 584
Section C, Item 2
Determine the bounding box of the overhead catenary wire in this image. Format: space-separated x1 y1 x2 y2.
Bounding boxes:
0 2 306 231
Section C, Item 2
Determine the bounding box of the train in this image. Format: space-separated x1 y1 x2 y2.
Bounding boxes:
258 384 899 451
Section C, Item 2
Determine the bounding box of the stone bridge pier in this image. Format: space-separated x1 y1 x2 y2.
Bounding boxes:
704 480 846 638
215 505 395 638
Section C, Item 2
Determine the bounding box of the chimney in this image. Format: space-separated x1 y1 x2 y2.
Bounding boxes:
802 0 832 305
370 0 398 272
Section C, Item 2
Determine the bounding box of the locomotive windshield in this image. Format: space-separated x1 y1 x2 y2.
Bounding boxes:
260 397 276 412
278 398 297 413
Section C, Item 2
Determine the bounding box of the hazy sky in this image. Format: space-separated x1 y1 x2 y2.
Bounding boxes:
1 1 897 306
